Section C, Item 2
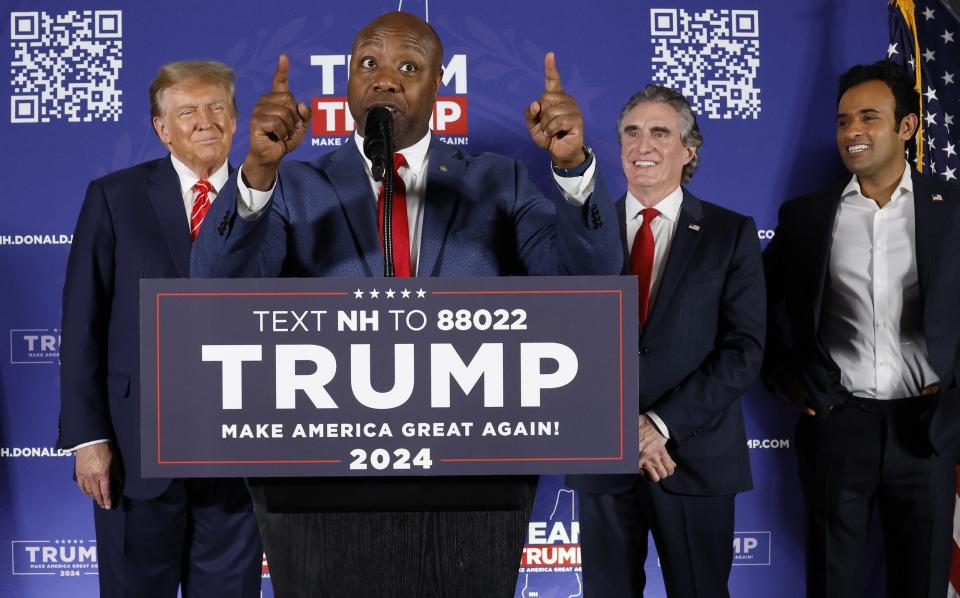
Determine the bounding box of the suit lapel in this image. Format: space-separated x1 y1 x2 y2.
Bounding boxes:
912 171 943 304
326 139 382 276
146 156 191 277
808 184 845 331
419 139 462 277
644 190 703 333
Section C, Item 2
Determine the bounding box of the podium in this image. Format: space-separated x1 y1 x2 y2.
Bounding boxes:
250 477 535 597
139 276 638 598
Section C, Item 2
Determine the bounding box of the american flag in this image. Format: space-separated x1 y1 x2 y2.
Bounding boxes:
888 1 960 596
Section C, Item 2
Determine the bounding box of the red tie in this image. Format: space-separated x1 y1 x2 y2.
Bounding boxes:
377 153 412 277
629 207 660 326
190 179 213 242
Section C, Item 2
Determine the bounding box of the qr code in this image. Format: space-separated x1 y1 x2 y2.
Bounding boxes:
9 10 123 124
650 9 760 120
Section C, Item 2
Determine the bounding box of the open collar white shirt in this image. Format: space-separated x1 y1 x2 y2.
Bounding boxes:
820 162 937 399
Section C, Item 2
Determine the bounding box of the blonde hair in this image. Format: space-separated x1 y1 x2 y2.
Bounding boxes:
149 60 237 120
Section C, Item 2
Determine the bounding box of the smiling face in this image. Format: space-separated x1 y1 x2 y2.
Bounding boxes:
836 79 915 181
347 12 443 150
152 78 236 178
619 101 696 205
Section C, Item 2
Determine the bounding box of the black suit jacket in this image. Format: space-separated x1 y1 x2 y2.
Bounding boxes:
58 157 226 499
567 188 765 497
763 170 960 456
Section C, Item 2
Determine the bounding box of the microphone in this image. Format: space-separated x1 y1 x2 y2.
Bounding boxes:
363 107 393 182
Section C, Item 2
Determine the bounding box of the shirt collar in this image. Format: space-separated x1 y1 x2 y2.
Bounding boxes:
626 185 684 223
169 153 229 195
353 129 431 176
841 160 913 204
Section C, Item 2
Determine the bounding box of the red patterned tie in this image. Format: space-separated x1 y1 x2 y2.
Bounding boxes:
629 207 660 326
377 153 412 277
190 178 213 242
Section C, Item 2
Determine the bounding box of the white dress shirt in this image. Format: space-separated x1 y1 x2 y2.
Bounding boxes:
169 154 229 225
235 132 597 274
626 185 684 438
68 154 228 453
820 162 937 399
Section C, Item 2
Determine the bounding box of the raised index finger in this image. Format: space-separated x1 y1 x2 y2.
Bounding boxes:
272 54 290 93
544 52 563 93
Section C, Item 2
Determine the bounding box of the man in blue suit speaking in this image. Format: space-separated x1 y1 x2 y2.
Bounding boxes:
191 10 621 597
58 61 262 597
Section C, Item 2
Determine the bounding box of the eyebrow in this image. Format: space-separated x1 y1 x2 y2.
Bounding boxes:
836 108 880 120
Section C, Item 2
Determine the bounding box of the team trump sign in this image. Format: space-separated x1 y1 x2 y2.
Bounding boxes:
140 276 638 477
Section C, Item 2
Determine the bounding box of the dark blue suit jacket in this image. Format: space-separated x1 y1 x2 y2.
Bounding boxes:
566 189 765 496
192 136 620 278
763 171 960 456
58 157 208 500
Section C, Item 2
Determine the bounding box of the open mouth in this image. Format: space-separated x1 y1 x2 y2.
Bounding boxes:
633 160 657 167
847 144 871 154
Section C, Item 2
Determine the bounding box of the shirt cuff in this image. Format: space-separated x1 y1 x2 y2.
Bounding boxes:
645 411 670 440
65 439 109 453
552 158 596 207
236 163 277 220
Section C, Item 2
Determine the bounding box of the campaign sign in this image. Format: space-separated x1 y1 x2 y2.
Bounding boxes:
140 276 638 477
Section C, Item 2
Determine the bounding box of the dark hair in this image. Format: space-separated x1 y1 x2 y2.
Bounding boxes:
837 61 919 129
616 85 703 183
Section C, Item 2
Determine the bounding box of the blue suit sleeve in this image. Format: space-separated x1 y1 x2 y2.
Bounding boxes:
58 180 116 448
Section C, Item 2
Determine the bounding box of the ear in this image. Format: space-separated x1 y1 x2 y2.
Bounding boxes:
898 113 918 140
683 146 696 165
433 67 443 94
152 116 169 144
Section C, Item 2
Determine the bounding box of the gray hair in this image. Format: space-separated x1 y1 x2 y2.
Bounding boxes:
616 85 703 183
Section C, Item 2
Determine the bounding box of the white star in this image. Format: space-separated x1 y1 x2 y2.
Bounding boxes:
924 86 938 101
945 113 955 127
923 6 935 20
923 48 936 62
416 288 426 299
908 56 916 71
887 42 899 57
353 288 364 299
945 166 957 182
930 160 937 173
946 141 958 158
944 29 955 43
385 288 396 298
925 111 938 126
926 134 937 150
943 71 955 85
401 288 411 298
369 289 380 298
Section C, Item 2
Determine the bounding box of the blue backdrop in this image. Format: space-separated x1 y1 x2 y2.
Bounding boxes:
0 1 888 596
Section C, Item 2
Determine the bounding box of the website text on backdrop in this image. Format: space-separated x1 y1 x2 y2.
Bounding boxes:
190 11 622 597
763 60 960 598
57 60 262 598
565 84 766 598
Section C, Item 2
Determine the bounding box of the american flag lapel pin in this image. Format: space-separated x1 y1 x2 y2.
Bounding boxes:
688 223 701 232
932 193 943 202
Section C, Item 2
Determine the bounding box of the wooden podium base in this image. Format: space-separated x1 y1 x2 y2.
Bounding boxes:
249 477 537 598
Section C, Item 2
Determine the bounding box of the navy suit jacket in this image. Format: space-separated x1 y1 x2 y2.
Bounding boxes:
763 170 960 456
566 189 764 496
192 136 620 278
58 156 214 500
